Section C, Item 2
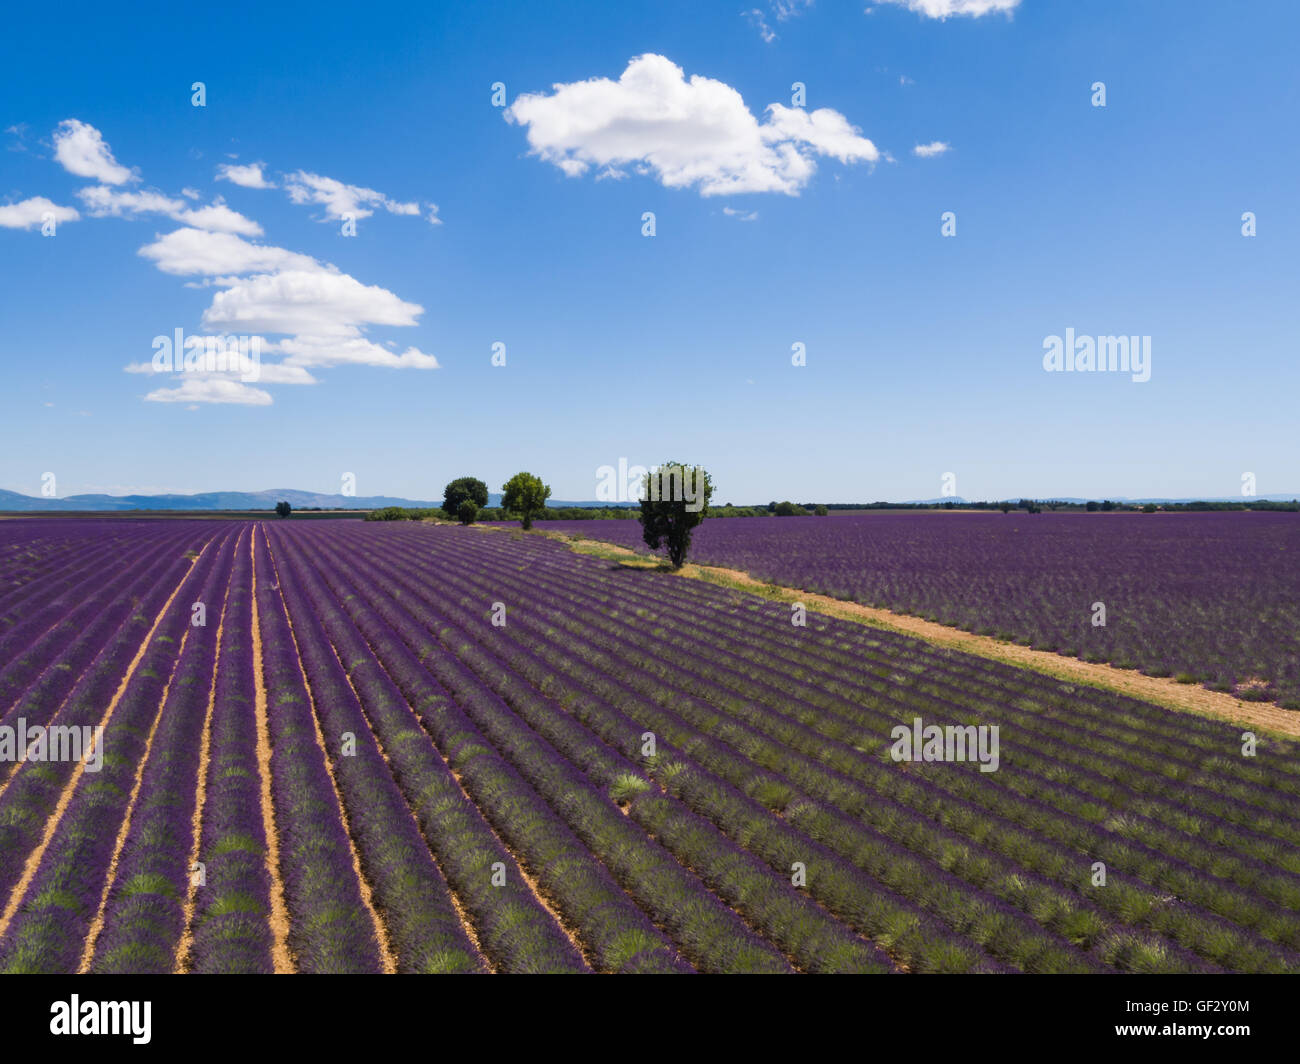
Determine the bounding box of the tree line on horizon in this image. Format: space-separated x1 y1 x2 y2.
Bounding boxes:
363 464 721 568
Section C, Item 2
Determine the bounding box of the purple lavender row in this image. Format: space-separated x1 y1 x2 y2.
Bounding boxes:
266 525 588 973
260 532 485 973
286 528 692 973
524 565 1300 973
184 527 273 973
314 525 795 973
249 529 383 973
524 528 1300 799
698 584 1300 800
399 530 1240 967
0 533 153 667
0 526 141 623
0 525 203 728
0 525 237 972
506 538 1300 967
323 525 890 973
0 523 220 907
570 563 1300 916
341 529 943 973
0 522 139 608
542 510 1300 706
512 535 1300 858
536 544 1300 892
88 526 250 972
0 532 174 709
366 526 1108 973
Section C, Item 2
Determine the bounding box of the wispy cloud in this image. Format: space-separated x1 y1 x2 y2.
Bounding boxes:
216 161 276 189
869 0 1019 19
141 377 273 406
912 140 951 157
283 170 431 223
744 9 777 42
77 186 263 235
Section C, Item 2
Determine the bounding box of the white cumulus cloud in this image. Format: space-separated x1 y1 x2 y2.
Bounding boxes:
504 54 878 196
138 228 318 276
175 201 264 236
0 196 79 230
9 119 441 406
52 119 135 184
216 161 275 189
202 269 424 336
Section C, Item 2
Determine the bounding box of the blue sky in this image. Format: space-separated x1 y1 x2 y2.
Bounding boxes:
1 0 1296 504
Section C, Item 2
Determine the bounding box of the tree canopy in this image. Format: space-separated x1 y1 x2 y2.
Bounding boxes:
638 461 713 569
442 477 489 519
501 472 551 530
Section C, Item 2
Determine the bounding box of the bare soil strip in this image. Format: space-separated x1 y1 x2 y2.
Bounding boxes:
315 611 494 972
249 526 295 974
173 526 242 973
0 540 213 941
540 530 1300 742
356 625 594 968
262 536 397 974
77 625 194 971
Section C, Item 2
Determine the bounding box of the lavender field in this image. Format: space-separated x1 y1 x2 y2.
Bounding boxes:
1 517 1299 974
537 512 1300 709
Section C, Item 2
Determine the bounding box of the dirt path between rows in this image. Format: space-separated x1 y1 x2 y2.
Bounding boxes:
535 531 1300 742
78 624 194 972
249 527 296 973
174 525 243 973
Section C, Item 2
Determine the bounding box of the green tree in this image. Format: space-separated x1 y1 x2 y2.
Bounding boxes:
1086 500 1099 512
457 499 479 525
501 472 551 530
998 502 1011 514
275 500 291 518
442 477 489 519
638 462 714 569
814 504 829 516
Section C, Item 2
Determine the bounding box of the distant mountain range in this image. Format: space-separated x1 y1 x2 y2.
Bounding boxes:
0 488 622 512
1 488 1295 513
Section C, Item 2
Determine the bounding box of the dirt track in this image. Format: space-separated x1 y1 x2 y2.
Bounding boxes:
547 531 1300 741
